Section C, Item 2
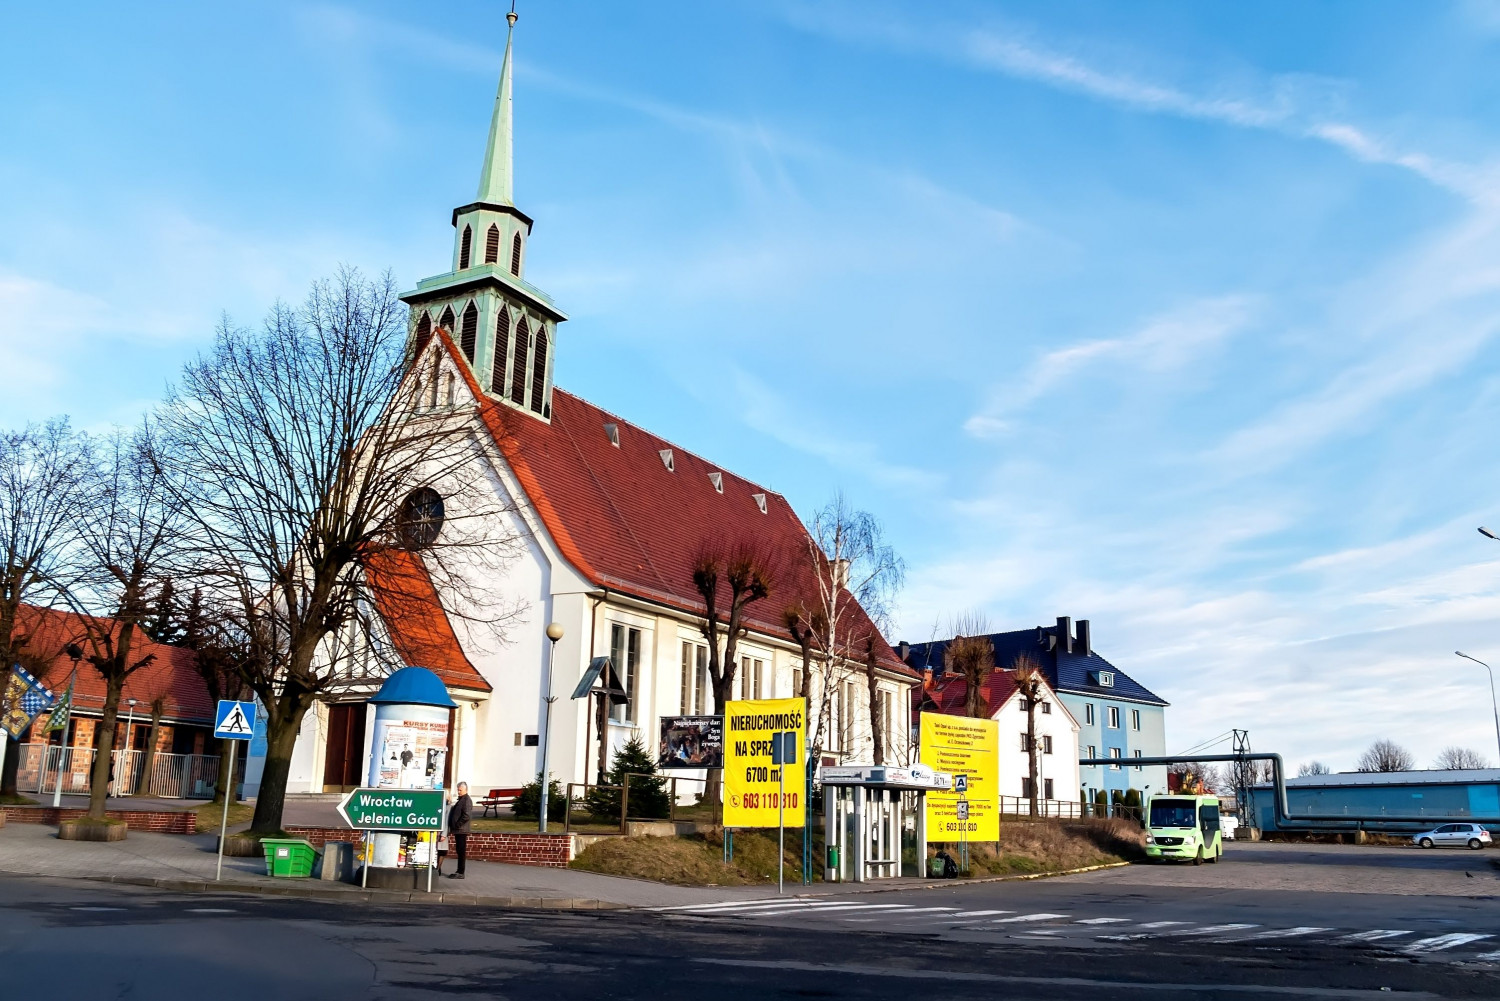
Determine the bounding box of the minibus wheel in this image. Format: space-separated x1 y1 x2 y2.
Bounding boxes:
1193 847 1203 866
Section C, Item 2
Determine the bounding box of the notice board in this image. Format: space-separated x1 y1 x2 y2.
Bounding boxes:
920 712 999 841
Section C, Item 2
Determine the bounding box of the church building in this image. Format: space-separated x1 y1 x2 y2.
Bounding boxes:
282 13 918 799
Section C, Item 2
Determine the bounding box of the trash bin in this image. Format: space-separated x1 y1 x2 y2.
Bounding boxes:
826 846 840 871
928 856 944 878
261 838 317 878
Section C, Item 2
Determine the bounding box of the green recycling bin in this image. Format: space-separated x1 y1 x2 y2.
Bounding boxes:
928 856 945 878
826 845 840 871
261 838 317 878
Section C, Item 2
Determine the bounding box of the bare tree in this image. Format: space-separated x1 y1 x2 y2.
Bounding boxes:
132 690 169 796
156 269 523 836
62 427 186 821
1434 746 1490 770
1297 760 1332 776
1012 653 1045 816
1356 739 1415 773
0 420 90 796
1169 760 1222 793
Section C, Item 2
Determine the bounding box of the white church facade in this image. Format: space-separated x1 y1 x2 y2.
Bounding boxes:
279 13 918 799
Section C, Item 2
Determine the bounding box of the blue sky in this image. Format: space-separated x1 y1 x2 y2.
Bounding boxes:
6 1 1500 771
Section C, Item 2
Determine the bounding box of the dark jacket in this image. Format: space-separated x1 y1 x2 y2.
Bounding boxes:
448 794 473 835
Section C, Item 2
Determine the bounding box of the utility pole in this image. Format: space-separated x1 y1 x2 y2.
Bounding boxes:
1232 729 1254 836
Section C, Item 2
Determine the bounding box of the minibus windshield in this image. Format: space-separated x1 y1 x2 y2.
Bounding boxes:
1149 799 1197 828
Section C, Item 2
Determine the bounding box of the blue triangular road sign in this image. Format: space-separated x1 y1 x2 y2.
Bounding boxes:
215 700 256 739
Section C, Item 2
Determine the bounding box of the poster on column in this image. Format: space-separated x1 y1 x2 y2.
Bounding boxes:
920 712 999 841
722 698 806 828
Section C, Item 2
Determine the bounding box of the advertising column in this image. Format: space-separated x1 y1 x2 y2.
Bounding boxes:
920 713 999 842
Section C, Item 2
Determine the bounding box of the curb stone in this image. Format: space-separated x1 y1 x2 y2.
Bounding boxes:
74 873 625 910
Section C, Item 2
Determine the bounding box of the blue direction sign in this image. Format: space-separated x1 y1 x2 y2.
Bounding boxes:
214 700 256 740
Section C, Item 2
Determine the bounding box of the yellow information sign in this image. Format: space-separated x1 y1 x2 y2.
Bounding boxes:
723 697 806 828
920 712 999 841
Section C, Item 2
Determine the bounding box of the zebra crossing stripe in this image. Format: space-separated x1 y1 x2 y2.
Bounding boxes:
661 899 850 913
992 912 1068 924
1340 929 1411 942
1403 933 1493 954
1165 924 1258 937
756 903 934 917
1075 917 1130 925
1247 927 1333 940
1472 950 1500 962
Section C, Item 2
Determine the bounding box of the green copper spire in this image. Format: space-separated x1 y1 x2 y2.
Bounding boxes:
476 10 518 206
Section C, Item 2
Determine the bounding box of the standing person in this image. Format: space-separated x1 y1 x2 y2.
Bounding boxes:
447 781 472 879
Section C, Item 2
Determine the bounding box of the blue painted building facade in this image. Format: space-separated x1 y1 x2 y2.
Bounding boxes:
904 616 1169 804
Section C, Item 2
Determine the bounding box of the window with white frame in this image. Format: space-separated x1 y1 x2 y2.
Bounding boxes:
1085 703 1095 726
1134 749 1143 770
879 689 893 749
609 624 642 723
1109 747 1122 770
1020 733 1031 752
791 665 804 699
1021 776 1034 798
1107 706 1120 729
738 655 764 701
680 641 708 715
1131 708 1141 731
1088 744 1097 759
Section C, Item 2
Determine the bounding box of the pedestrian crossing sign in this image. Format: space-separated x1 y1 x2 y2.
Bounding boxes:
214 700 256 740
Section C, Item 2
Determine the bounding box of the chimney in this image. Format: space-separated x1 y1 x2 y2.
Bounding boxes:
1076 619 1092 657
1056 615 1073 654
922 667 934 691
897 641 910 663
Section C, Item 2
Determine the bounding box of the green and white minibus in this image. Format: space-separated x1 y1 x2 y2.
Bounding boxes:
1143 794 1223 864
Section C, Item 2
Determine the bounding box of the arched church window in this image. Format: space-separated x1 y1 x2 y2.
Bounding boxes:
416 312 431 341
491 307 510 394
511 318 530 405
397 487 444 550
511 232 523 276
439 306 455 331
459 225 473 270
460 301 478 363
530 328 548 415
485 225 500 265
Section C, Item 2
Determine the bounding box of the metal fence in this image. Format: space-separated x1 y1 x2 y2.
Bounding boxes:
997 795 1084 820
13 744 220 799
561 774 720 834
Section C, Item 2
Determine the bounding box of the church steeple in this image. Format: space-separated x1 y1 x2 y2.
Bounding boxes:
399 6 567 422
475 11 517 207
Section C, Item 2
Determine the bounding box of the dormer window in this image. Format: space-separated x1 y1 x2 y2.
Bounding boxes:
659 449 674 472
459 225 473 270
604 423 619 446
485 224 500 264
707 472 723 493
752 492 767 514
511 232 523 275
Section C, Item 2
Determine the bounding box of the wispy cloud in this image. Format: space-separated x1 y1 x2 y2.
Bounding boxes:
780 1 1492 204
965 294 1256 438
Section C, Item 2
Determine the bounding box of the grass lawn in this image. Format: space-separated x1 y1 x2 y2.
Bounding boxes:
193 800 255 833
0 793 38 806
571 828 818 886
952 817 1145 877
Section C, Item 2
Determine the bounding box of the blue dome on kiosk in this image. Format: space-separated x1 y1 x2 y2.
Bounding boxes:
368 666 456 708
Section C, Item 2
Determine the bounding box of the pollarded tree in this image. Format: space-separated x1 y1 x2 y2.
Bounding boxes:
1356 739 1415 773
157 268 524 836
1012 653 1045 817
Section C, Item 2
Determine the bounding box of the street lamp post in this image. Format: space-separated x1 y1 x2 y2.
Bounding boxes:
1455 652 1500 768
115 698 138 798
538 622 564 834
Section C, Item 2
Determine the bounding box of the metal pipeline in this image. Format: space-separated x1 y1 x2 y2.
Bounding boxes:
1078 753 1500 828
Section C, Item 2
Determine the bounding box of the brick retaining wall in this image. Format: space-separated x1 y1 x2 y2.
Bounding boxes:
1 806 196 834
283 827 574 867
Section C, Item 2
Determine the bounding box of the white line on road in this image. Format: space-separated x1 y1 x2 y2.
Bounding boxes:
1075 917 1131 925
1471 950 1500 962
1248 927 1334 940
992 912 1069 923
1164 924 1259 937
1340 930 1412 943
186 908 237 914
669 899 881 914
69 906 125 912
749 903 940 917
1403 933 1492 954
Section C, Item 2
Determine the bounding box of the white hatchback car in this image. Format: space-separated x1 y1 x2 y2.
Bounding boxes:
1412 823 1492 849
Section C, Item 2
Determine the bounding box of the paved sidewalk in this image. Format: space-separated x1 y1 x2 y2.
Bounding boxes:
0 821 824 909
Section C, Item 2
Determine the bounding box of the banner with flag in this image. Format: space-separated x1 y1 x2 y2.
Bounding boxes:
43 673 74 732
1 666 56 740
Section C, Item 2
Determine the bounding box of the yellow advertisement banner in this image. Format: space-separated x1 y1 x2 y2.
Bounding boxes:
723 697 806 828
920 712 999 841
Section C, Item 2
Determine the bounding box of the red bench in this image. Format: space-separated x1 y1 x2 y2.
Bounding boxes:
478 787 523 818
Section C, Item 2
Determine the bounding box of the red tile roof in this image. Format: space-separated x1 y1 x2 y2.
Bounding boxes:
427 329 913 677
364 548 492 693
12 604 213 724
918 670 1020 720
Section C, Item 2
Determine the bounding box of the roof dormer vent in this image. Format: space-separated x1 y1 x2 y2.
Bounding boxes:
708 471 723 493
659 448 674 472
604 422 619 447
751 492 767 513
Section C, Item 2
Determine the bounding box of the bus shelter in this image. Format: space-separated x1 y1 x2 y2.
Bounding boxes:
820 764 952 882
